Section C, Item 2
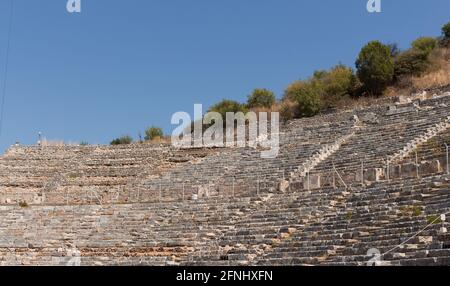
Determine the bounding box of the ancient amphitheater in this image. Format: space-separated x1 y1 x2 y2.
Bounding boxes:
1 88 450 266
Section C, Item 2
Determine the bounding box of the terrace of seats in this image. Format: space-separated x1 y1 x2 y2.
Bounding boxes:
0 144 218 205
0 90 449 265
0 173 448 266
305 93 450 188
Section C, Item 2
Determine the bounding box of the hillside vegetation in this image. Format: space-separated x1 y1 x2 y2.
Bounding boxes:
211 21 450 123
109 21 450 145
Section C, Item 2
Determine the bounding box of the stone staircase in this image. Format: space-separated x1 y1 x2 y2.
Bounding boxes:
289 130 358 180
388 116 450 165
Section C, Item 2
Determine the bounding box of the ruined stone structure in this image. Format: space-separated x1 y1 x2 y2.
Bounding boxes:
0 89 450 266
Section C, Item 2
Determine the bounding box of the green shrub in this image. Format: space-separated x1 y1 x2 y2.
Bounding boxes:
412 206 423 217
341 75 365 98
356 41 394 95
283 80 305 102
279 100 298 122
110 135 133 145
319 65 356 107
411 37 438 55
246 88 276 109
324 65 355 95
441 22 450 46
345 211 353 221
427 215 442 224
442 22 450 39
284 76 323 118
144 126 164 141
289 82 323 117
19 201 29 208
394 49 429 78
208 99 247 119
285 65 355 111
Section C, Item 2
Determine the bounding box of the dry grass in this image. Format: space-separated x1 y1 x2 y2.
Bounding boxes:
249 104 281 114
412 64 450 90
385 47 450 96
143 136 172 145
323 95 393 114
248 104 283 121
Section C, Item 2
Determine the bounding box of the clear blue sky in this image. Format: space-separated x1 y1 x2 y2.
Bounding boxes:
0 0 449 151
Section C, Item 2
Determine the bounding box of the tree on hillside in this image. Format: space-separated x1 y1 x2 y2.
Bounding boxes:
411 37 438 55
285 64 356 112
356 41 394 95
286 81 322 118
319 64 356 107
246 88 276 109
283 80 305 102
393 37 438 80
394 49 430 78
441 22 450 46
144 126 164 141
208 99 247 119
442 22 450 39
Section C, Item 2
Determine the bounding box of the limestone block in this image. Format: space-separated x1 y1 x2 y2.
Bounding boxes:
393 253 406 259
400 163 417 178
388 165 402 179
198 186 211 198
33 194 45 204
394 95 412 104
364 168 385 182
278 180 289 192
418 236 433 244
279 227 296 234
308 175 321 190
361 112 379 124
419 161 441 176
